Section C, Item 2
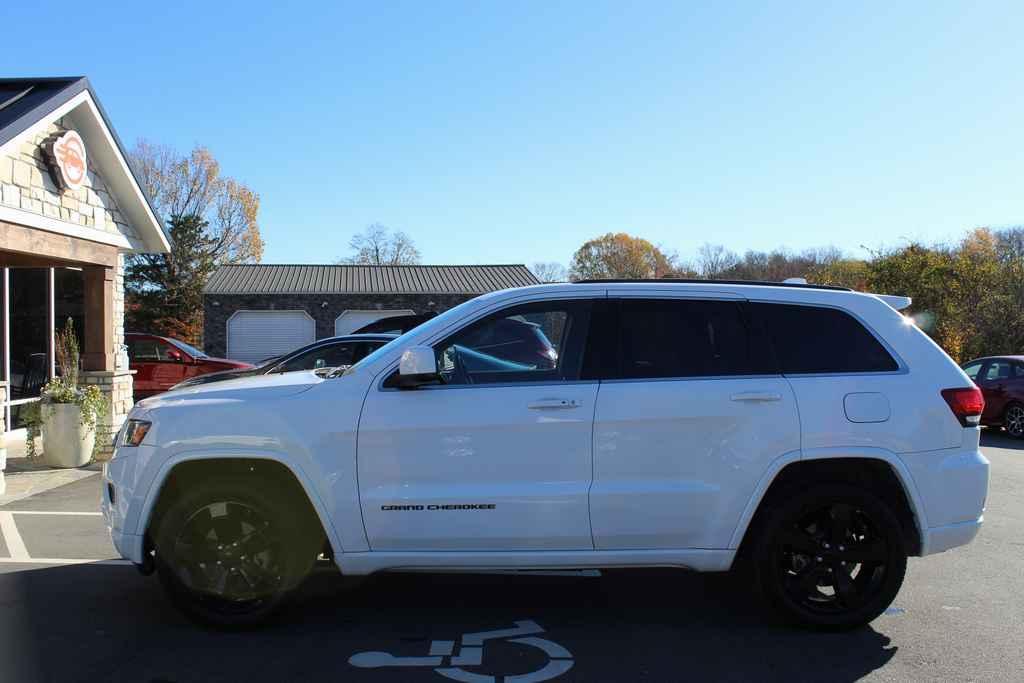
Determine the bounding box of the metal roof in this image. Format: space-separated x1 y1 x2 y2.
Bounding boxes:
0 76 169 246
204 264 541 295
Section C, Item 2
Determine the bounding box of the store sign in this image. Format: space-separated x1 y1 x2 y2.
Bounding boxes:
45 130 88 190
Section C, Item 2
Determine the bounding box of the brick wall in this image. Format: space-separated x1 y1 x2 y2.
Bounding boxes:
203 293 476 358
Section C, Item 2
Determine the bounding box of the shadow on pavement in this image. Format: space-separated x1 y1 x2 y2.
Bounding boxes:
0 563 897 682
981 430 1024 451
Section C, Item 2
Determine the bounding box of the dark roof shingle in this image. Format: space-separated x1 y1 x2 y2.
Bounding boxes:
204 264 540 295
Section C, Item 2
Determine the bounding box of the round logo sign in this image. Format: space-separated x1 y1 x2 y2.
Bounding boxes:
50 130 88 190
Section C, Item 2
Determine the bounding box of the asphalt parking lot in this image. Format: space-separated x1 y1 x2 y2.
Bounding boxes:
0 433 1021 682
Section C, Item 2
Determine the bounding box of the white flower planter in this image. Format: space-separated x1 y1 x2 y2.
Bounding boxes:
41 403 95 469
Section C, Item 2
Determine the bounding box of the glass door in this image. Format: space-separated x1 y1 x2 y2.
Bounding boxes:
2 267 85 435
7 268 50 430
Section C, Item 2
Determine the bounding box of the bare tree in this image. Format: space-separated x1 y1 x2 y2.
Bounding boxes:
694 243 739 279
342 224 421 265
530 262 568 283
129 140 263 264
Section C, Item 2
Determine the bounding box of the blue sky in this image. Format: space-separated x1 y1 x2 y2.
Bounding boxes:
3 1 1022 267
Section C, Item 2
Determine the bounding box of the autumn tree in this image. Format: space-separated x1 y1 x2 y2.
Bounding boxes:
125 141 263 345
531 262 568 283
129 140 263 264
342 224 421 265
125 215 217 345
568 233 676 280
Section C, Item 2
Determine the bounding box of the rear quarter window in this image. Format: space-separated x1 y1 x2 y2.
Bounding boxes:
749 303 899 374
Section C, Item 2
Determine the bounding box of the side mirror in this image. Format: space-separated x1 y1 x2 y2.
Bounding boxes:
166 349 183 362
398 346 440 388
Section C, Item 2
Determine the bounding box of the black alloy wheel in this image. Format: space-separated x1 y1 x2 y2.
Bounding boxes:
169 501 286 610
154 477 322 628
753 484 907 630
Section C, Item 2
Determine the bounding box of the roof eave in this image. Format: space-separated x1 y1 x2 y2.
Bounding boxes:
0 76 170 253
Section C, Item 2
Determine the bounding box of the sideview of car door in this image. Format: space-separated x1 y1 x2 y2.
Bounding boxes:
357 298 598 551
587 295 801 550
976 359 1013 424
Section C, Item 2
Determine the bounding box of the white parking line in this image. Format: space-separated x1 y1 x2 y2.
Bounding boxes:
0 511 30 560
0 510 126 567
4 510 103 516
0 558 132 566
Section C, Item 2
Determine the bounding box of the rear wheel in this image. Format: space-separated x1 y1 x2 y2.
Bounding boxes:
153 476 323 628
752 484 907 630
1004 403 1024 438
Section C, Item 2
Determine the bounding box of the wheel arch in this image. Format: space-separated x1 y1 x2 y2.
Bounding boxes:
135 451 345 563
729 448 926 557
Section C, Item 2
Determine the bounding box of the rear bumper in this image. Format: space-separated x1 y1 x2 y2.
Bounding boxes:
921 518 983 555
898 446 989 556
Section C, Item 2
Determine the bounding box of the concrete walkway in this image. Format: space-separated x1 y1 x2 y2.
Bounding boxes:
0 434 101 506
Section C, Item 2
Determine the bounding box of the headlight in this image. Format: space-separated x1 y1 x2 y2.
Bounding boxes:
121 419 151 447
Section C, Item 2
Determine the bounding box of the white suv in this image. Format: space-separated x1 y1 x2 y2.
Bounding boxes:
101 281 989 629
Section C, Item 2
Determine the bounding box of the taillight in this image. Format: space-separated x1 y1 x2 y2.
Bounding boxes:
941 387 984 427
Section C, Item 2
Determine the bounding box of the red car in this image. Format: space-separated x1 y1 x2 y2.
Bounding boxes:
126 333 253 400
961 355 1024 438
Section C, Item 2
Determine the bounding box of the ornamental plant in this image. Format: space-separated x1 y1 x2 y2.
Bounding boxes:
22 318 106 459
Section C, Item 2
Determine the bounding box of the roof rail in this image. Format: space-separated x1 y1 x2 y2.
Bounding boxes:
572 278 852 292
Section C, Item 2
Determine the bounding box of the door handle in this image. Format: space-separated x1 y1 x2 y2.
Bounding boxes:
730 391 782 402
528 398 580 410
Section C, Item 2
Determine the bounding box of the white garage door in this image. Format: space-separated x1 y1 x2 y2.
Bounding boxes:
227 310 316 364
334 309 414 336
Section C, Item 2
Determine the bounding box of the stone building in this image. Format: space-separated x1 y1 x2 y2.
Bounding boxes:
0 77 170 461
202 264 540 362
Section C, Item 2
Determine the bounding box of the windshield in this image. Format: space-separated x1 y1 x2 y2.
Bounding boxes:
343 299 482 375
168 338 208 359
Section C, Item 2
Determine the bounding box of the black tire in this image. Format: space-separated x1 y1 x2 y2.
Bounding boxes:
751 484 907 630
1003 403 1024 439
152 476 324 629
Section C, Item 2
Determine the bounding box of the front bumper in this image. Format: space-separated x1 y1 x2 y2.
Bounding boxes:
101 447 155 565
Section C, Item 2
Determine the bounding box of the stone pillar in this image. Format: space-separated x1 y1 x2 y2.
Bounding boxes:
79 370 134 461
80 253 132 461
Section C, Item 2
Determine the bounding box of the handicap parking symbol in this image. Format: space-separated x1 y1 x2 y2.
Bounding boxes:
349 619 574 682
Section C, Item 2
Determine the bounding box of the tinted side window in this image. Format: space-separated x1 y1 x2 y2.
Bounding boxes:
750 303 898 374
128 338 177 361
617 299 772 379
353 341 387 364
962 361 983 381
581 299 620 380
434 300 588 385
983 360 1012 382
278 343 355 372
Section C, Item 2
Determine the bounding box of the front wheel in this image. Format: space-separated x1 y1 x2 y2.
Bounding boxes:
1004 403 1024 438
752 484 907 630
153 477 323 628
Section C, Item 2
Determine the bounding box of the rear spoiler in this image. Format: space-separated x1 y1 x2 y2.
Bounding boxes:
874 294 912 311
781 279 913 311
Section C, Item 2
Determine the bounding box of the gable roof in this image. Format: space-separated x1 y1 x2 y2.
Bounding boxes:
205 264 541 295
0 76 169 253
